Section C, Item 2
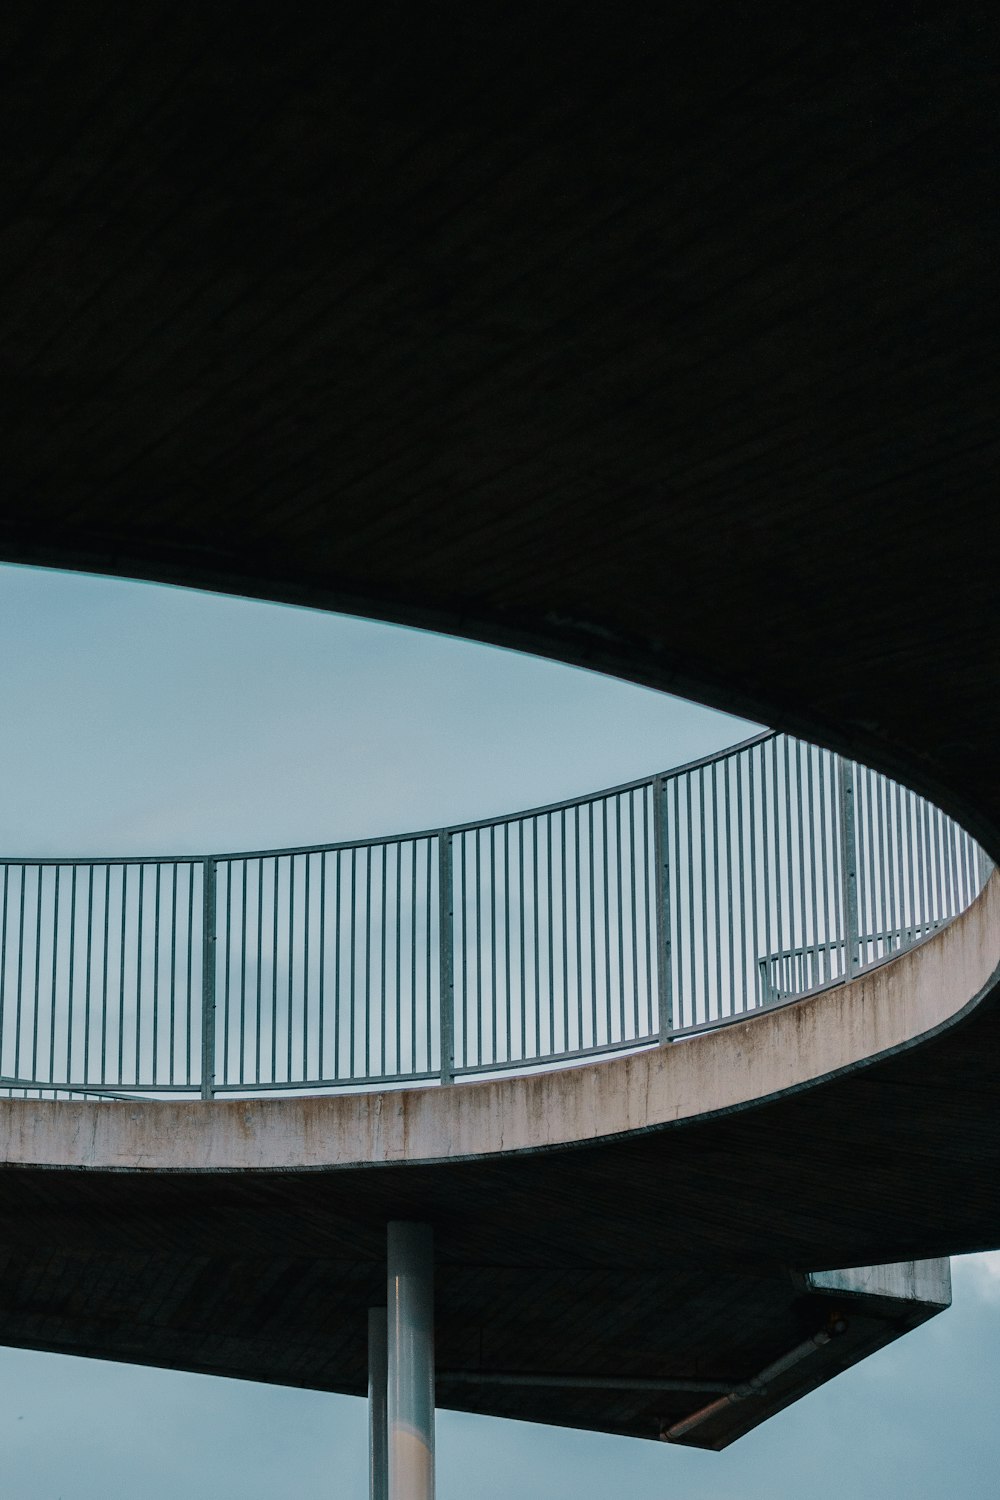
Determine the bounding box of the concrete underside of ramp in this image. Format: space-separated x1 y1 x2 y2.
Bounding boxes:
0 877 994 1447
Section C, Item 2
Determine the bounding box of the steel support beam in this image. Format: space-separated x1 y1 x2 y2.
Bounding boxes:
387 1222 435 1500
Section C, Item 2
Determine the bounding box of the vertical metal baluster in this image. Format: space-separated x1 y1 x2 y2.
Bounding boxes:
784 738 797 990
272 857 280 1082
683 773 694 1027
771 742 784 999
47 866 60 1086
818 755 831 983
918 796 930 929
304 854 312 1083
561 810 569 1052
14 869 26 1080
490 825 498 1063
169 864 177 1087
221 864 232 1087
838 760 859 979
363 850 372 1079
875 774 893 948
255 859 264 1085
551 816 560 1050
588 802 597 1047
425 837 433 1074
897 783 909 941
347 851 357 1079
459 835 468 1072
134 864 144 1084
712 763 723 1020
504 823 511 1064
409 842 418 1075
746 755 759 1005
379 845 387 1077
629 793 639 1038
319 853 327 1080
84 867 94 1087
336 851 344 1081
288 856 297 1082
653 776 672 1041
946 810 960 919
805 745 818 990
391 844 400 1076
185 865 194 1089
697 769 708 1020
602 799 612 1045
671 774 689 1032
239 861 248 1086
736 755 748 1009
520 822 528 1061
931 803 943 923
0 866 7 1077
475 828 483 1066
67 866 77 1086
722 759 734 1016
903 790 916 941
201 858 217 1099
865 767 879 964
642 786 653 1037
117 866 127 1086
759 746 771 1001
151 863 160 1085
438 833 454 1084
795 742 808 988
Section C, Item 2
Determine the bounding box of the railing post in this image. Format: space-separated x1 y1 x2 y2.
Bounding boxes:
837 759 860 979
438 834 454 1085
201 857 217 1099
653 777 673 1042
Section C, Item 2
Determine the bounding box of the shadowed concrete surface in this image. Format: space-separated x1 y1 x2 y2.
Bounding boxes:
0 7 997 844
1 4 999 1452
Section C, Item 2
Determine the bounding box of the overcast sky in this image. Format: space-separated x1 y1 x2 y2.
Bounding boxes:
0 562 996 1498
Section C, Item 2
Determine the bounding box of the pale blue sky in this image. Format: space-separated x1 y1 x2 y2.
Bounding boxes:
0 562 996 1498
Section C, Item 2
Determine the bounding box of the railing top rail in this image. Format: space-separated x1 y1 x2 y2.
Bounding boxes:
0 730 777 868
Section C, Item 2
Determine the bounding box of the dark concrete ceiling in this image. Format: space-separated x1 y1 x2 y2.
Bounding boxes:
0 6 997 845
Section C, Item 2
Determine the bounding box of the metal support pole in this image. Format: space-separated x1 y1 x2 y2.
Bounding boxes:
437 835 454 1084
653 777 673 1042
200 858 217 1099
837 760 860 979
369 1307 388 1500
387 1222 435 1500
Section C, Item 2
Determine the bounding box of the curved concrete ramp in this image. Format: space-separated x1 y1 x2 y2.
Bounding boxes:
0 876 996 1447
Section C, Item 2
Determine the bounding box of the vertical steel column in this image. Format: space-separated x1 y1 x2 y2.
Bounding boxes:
369 1307 388 1500
837 760 860 979
653 777 673 1042
387 1222 435 1500
200 858 217 1099
437 835 454 1084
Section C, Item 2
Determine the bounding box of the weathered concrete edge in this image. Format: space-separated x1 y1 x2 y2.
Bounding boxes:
1 873 997 1174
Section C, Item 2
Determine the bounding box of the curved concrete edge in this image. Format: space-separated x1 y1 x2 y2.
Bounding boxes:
1 873 998 1175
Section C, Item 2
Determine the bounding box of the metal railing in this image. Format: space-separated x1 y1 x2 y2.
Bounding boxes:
0 733 988 1099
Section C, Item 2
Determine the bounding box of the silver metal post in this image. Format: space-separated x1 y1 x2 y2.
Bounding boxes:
837 759 860 979
387 1222 435 1500
200 858 217 1099
369 1307 388 1500
437 836 454 1084
652 777 673 1041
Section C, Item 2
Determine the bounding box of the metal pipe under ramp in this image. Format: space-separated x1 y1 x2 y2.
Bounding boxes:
369 1307 388 1500
387 1222 435 1500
